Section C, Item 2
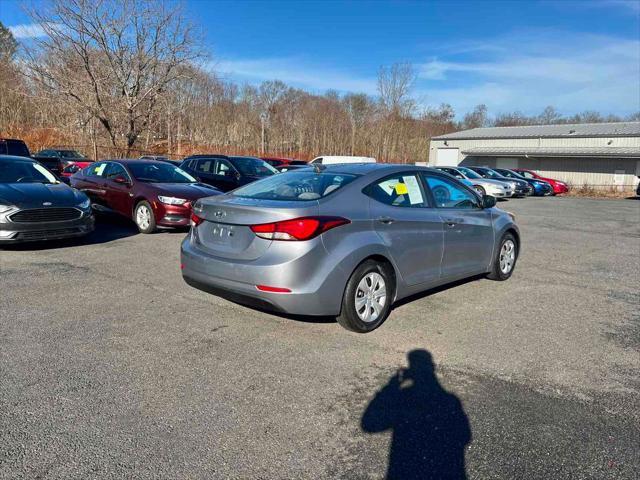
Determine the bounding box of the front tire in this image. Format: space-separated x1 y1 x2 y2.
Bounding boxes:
487 233 518 281
337 260 394 333
134 201 156 234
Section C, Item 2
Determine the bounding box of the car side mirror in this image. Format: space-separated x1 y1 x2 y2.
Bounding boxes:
113 175 129 185
482 195 496 209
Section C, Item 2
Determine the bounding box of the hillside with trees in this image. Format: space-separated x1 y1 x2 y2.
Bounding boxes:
0 1 637 162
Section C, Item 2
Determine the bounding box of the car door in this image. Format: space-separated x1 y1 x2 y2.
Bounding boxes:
190 158 220 188
422 173 494 278
366 172 444 286
213 158 240 191
77 162 109 206
102 162 134 216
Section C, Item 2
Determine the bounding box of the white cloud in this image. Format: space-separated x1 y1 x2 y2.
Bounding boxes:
213 57 378 95
416 33 640 117
9 23 49 39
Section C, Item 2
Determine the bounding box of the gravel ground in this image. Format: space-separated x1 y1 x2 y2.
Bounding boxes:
1 196 639 479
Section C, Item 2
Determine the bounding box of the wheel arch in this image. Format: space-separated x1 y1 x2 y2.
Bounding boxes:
350 253 399 302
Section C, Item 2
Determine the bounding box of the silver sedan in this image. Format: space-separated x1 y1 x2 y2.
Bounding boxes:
181 164 520 333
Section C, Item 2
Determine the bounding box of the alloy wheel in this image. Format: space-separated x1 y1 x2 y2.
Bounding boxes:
499 239 516 274
136 205 151 230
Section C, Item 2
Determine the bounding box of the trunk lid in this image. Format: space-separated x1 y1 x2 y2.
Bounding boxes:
193 194 319 260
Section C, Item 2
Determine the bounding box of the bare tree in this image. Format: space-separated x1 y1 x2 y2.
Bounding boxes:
538 105 561 124
462 104 488 129
377 62 416 117
24 0 203 155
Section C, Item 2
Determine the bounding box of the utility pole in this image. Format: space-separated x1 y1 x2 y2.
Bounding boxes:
260 112 267 154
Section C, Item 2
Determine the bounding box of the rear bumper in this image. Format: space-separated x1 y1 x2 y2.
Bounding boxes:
180 235 346 316
0 214 94 243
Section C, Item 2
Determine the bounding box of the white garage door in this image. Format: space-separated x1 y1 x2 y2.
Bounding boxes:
436 148 459 166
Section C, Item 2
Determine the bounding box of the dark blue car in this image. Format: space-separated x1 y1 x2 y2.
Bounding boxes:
493 168 553 196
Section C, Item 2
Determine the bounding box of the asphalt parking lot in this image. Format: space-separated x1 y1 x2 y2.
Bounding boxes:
1 196 639 479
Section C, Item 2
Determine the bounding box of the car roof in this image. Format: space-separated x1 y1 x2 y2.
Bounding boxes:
0 154 36 163
100 159 173 166
311 163 440 176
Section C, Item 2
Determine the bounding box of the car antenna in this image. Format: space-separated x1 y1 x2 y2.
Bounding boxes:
313 163 326 174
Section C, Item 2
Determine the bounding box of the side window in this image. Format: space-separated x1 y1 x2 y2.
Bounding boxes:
521 171 533 178
365 173 428 208
0 142 6 154
423 175 479 209
39 150 53 157
443 168 464 179
215 159 233 176
105 163 128 180
195 159 215 174
86 162 108 177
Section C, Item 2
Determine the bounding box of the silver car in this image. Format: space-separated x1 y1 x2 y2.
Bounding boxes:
181 164 520 333
436 166 514 198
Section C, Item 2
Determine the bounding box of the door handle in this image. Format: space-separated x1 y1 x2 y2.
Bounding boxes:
377 216 395 224
444 218 464 227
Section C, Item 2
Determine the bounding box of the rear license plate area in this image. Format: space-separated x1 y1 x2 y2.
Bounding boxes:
208 222 235 244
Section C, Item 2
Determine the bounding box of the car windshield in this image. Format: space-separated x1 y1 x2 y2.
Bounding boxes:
233 171 358 201
478 168 501 179
231 157 278 176
457 167 481 179
58 150 85 159
127 163 196 183
496 169 515 178
0 161 58 184
506 170 526 179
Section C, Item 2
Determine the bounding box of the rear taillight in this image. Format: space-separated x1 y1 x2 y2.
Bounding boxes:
250 216 350 241
190 212 204 227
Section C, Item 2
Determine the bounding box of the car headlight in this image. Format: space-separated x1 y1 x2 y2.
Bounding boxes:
78 198 91 209
158 196 187 205
0 204 15 214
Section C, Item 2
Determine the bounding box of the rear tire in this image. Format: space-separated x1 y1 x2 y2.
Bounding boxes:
134 201 156 234
337 260 394 333
487 232 518 281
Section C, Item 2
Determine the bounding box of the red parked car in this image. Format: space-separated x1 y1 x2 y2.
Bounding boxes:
261 156 308 168
60 160 94 179
513 169 569 195
70 159 221 233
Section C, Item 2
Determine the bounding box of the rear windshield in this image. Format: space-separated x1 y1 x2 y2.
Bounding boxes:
233 171 358 201
231 157 278 176
58 150 86 158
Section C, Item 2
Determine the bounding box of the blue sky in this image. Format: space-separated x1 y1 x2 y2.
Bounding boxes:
2 0 639 118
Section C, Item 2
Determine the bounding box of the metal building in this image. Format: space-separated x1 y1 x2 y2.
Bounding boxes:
429 122 640 189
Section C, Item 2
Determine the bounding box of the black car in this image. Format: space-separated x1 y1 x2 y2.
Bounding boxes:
468 166 532 197
493 168 553 196
0 155 94 243
179 154 278 192
0 138 31 158
33 149 88 175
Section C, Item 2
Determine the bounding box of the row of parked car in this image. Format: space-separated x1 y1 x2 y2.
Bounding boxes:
0 136 570 244
4 138 568 332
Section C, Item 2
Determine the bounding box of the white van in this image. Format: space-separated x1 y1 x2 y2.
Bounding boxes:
310 156 376 165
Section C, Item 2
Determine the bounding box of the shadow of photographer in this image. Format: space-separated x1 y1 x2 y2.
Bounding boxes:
361 349 471 479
